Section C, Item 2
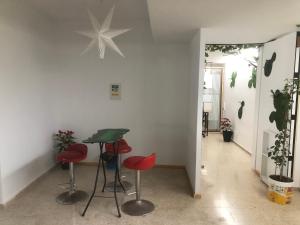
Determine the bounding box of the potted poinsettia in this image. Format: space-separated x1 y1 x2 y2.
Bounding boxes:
268 78 299 204
220 118 233 142
54 130 76 169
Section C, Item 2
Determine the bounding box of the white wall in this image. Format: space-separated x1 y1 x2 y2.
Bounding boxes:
50 20 190 166
0 2 192 203
0 1 58 203
186 30 205 195
255 32 296 174
0 167 2 203
252 49 264 168
293 94 300 187
207 49 258 153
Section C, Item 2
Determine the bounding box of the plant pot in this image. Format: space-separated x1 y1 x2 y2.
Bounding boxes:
268 175 294 205
61 162 70 170
222 131 233 142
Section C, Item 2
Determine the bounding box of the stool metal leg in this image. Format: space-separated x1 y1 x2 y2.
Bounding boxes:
121 170 155 216
70 162 75 193
136 170 141 201
56 162 88 205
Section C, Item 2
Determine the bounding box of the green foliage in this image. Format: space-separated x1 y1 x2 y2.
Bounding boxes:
268 78 300 180
54 130 76 152
248 67 257 88
230 72 237 88
220 118 232 131
205 44 262 57
238 101 245 119
268 130 290 174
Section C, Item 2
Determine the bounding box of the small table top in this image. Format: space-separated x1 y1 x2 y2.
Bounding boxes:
83 128 130 144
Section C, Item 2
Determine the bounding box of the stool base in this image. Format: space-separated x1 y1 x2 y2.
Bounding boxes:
105 181 132 192
121 199 155 216
56 191 88 205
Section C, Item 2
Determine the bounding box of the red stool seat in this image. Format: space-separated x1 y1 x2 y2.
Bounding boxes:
56 143 87 164
123 153 156 171
105 139 132 154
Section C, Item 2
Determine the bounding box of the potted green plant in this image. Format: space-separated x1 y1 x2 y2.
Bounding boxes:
268 78 299 204
54 130 76 169
220 118 233 142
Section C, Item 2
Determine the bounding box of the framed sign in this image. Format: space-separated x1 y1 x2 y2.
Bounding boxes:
110 83 121 100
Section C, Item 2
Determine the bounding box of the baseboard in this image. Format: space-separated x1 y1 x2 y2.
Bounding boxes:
79 161 98 166
193 193 202 199
79 161 185 170
253 170 268 187
0 165 56 207
253 169 260 177
155 164 185 169
232 140 251 156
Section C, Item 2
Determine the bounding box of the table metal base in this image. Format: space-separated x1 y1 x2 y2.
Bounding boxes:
121 200 155 216
82 142 123 217
105 181 132 192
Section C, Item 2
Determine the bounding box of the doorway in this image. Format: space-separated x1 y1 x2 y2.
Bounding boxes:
201 45 259 176
203 64 224 132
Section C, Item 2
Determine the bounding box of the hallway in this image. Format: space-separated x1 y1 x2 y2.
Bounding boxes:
200 133 300 225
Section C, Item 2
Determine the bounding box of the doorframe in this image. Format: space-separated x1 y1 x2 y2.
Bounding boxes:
205 63 225 132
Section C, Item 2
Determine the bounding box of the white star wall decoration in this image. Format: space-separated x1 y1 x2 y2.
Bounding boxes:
77 5 131 59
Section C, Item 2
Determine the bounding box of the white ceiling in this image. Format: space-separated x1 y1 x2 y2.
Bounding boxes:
147 0 300 43
27 0 300 43
28 0 148 23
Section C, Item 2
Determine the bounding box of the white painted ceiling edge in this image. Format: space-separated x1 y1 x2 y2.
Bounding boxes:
146 0 300 43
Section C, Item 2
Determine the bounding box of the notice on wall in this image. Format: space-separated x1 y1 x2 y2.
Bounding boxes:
110 83 121 100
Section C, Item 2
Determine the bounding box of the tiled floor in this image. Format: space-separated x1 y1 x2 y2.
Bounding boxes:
201 133 300 225
0 133 299 225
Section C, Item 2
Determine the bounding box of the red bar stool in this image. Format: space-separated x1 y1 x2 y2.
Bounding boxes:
105 139 132 192
121 153 156 216
56 143 88 204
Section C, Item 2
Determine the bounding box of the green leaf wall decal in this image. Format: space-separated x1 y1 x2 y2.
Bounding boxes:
248 67 257 88
264 52 276 77
269 90 290 131
238 101 245 119
230 72 237 88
